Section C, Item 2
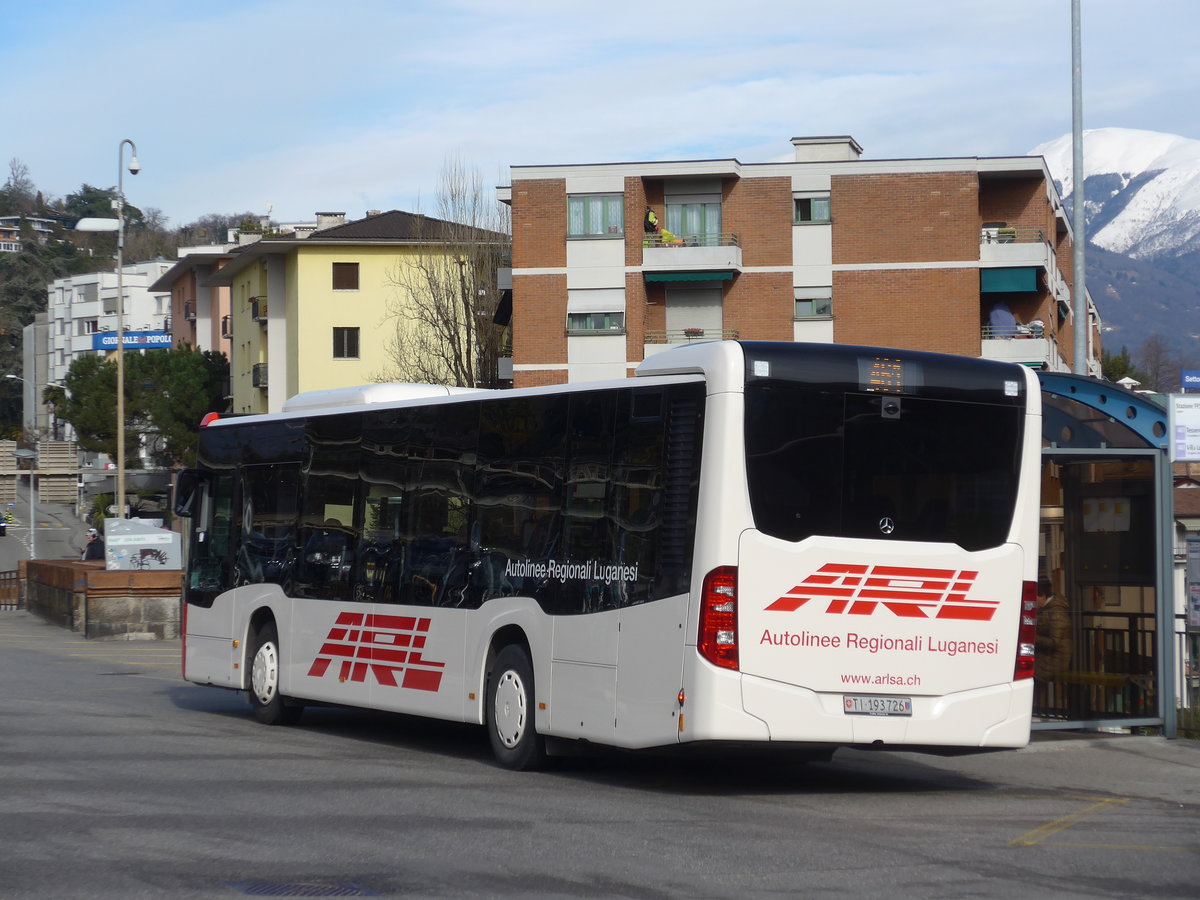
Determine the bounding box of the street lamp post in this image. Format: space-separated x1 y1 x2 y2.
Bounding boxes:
77 143 139 519
115 139 140 519
11 448 36 560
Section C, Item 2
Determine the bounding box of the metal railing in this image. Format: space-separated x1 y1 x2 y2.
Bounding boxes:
981 323 1046 340
644 328 739 344
980 226 1046 244
0 569 21 610
252 362 268 388
221 315 232 339
642 231 739 248
1034 612 1158 722
183 301 196 321
1178 620 1199 714
250 296 268 323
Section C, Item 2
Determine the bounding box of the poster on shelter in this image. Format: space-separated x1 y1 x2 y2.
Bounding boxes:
103 519 181 571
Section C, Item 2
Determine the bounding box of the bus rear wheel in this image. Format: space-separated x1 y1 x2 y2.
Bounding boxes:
249 622 302 726
487 645 546 770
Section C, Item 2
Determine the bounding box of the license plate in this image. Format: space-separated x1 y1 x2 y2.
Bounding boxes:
843 695 912 717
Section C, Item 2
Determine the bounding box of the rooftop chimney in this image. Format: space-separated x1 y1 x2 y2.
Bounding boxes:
790 136 864 162
314 212 347 231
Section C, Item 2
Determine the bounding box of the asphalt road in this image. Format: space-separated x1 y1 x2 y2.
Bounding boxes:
1 610 1198 899
0 483 87 568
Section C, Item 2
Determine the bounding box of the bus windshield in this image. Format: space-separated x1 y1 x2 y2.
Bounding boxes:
744 362 1023 551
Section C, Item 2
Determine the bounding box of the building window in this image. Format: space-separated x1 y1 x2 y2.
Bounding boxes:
567 312 625 334
794 194 831 224
333 327 360 359
332 262 359 291
794 288 832 319
568 194 624 237
665 202 722 243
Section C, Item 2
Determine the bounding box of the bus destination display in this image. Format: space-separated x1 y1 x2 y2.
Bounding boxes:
858 355 928 394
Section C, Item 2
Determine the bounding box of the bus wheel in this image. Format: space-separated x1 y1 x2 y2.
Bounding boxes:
487 645 546 770
249 622 302 726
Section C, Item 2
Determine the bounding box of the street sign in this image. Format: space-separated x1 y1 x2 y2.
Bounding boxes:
1171 394 1200 461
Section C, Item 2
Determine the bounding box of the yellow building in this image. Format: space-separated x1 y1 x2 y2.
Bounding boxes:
208 210 505 414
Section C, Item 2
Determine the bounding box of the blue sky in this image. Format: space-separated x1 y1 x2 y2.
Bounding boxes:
5 0 1197 227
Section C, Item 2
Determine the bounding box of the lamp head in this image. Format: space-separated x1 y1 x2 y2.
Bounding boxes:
128 155 141 175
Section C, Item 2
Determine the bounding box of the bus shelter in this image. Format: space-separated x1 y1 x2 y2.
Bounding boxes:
1036 373 1176 738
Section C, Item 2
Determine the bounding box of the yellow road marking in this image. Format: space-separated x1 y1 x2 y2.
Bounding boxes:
1010 797 1129 846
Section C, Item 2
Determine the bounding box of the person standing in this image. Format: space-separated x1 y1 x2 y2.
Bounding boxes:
82 527 105 561
1035 576 1072 680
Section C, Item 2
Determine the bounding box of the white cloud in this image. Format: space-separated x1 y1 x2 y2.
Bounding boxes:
5 0 1198 225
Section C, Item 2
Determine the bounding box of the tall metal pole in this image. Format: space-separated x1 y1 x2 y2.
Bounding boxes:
115 139 139 518
28 466 35 561
1071 0 1087 375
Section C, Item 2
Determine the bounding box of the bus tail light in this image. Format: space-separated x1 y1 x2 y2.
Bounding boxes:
699 566 739 671
1014 579 1037 680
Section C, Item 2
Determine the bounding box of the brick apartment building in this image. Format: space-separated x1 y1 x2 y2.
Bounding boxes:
500 135 1100 387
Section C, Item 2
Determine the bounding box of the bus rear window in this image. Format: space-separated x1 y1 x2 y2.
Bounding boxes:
744 383 1023 551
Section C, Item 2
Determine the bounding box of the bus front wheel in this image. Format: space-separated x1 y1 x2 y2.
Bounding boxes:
249 622 302 726
487 645 546 770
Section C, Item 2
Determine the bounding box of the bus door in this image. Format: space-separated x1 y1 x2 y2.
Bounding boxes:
175 467 239 686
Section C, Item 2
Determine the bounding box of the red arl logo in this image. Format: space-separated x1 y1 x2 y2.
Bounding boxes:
308 611 445 691
765 563 998 621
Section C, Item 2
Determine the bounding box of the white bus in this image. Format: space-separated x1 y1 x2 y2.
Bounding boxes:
174 341 1042 768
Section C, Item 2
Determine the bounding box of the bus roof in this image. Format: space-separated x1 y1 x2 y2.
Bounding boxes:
281 383 487 413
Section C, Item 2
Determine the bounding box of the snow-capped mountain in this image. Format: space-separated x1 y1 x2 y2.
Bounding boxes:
1032 127 1200 261
1030 127 1200 365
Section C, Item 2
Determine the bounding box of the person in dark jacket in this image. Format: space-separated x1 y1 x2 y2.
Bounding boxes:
82 528 105 561
1035 576 1072 680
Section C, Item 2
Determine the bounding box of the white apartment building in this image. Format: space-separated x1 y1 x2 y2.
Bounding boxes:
22 260 175 443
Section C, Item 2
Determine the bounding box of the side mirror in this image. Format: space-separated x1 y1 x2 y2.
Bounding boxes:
173 469 207 518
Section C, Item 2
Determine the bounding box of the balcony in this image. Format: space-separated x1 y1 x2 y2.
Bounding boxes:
252 362 268 389
980 325 1062 371
183 301 196 322
642 232 741 278
221 315 232 339
979 225 1053 270
250 296 268 323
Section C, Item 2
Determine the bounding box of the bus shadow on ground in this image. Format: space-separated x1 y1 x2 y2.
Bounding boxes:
167 683 993 795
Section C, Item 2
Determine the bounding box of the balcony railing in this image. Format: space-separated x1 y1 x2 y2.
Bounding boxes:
642 231 738 249
250 296 267 323
644 327 739 344
980 226 1046 244
183 301 196 321
252 362 268 388
221 315 232 339
981 322 1045 339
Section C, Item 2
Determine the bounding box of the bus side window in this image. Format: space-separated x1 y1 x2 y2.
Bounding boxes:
237 464 300 588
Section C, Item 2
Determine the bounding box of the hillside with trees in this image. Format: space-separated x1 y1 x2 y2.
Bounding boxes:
0 157 250 437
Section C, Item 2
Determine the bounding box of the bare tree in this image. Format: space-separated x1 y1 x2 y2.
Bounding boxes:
379 156 510 387
1 158 37 215
1136 334 1183 393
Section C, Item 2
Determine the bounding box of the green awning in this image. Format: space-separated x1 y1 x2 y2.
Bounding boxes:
980 267 1037 292
644 271 734 282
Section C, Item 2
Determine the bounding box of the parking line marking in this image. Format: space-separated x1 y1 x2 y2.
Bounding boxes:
1010 797 1129 846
